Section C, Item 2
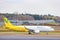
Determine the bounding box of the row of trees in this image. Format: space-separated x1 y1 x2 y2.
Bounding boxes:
0 13 56 20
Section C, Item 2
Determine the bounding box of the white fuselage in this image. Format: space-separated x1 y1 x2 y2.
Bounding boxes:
25 26 54 33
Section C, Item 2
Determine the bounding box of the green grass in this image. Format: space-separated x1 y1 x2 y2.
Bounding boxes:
48 22 57 25
40 31 60 35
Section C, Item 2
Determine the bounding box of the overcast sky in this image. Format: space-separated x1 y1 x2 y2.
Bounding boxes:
0 0 60 16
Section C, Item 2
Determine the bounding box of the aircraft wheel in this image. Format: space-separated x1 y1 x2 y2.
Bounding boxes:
28 31 31 34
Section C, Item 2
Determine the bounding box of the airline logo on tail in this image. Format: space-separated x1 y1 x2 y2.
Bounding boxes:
4 17 13 26
4 17 10 23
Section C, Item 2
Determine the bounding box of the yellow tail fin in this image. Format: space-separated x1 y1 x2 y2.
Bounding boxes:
4 17 13 26
4 17 10 23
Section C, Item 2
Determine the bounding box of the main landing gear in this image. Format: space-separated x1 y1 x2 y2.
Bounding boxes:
28 31 31 34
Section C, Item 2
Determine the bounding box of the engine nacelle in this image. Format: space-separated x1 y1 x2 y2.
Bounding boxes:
33 30 40 34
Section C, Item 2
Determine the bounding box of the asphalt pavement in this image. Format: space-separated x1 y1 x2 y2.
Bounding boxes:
0 35 60 40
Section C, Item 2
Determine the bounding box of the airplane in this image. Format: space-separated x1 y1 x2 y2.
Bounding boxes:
3 17 54 34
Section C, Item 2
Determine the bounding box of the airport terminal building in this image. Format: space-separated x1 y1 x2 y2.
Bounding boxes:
10 20 55 25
